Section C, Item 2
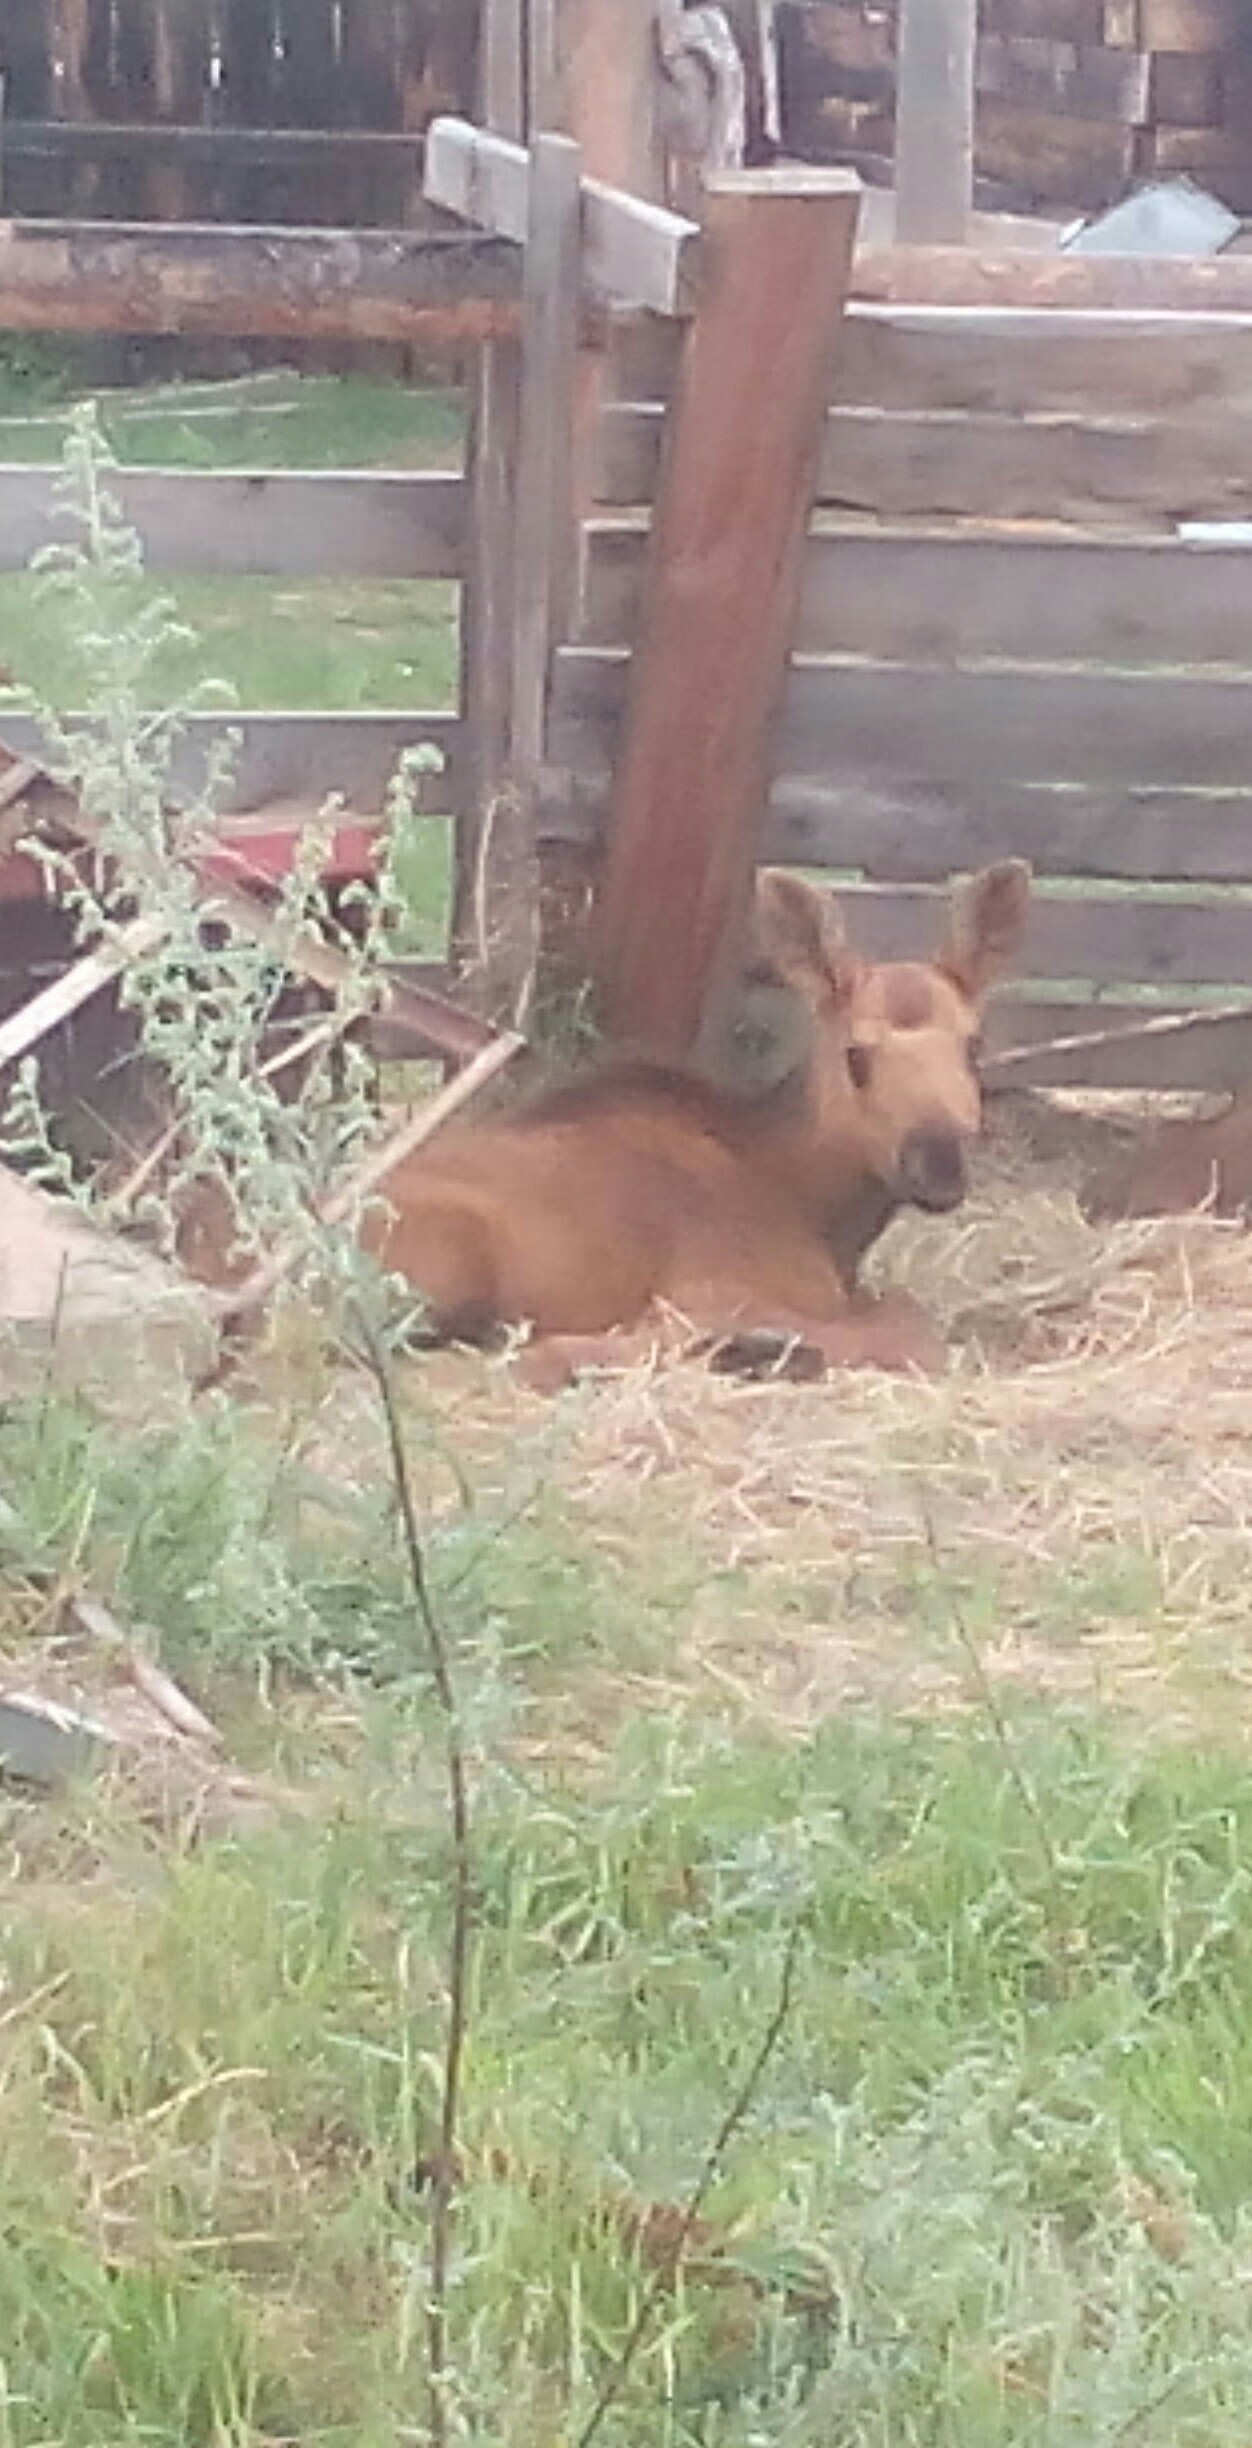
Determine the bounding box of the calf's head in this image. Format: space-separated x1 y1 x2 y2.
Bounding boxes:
754 861 1031 1215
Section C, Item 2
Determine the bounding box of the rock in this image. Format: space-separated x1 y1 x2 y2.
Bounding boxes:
0 1162 219 1404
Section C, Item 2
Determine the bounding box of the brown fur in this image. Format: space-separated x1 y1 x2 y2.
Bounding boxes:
365 863 1031 1386
1082 1091 1252 1223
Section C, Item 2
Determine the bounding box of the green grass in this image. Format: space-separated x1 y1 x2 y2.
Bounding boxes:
0 376 463 713
3 1381 1252 2443
0 366 465 470
0 572 459 715
0 368 463 948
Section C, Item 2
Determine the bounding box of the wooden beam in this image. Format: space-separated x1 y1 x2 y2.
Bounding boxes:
592 166 861 1056
895 0 976 243
1 711 463 817
0 467 466 580
852 251 1252 310
597 396 1252 525
557 0 668 199
553 647 1252 791
605 300 1252 417
0 218 520 346
423 115 702 317
1 121 430 167
583 520 1252 667
981 1001 1252 1092
786 881 1252 990
544 769 1252 888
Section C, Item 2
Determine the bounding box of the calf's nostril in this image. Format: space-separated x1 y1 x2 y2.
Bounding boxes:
900 1130 967 1212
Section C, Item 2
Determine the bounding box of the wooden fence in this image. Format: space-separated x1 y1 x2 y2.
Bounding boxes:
543 286 1252 1093
8 96 1252 1091
0 0 471 223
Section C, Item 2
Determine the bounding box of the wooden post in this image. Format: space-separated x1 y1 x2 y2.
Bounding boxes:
557 0 666 199
510 135 583 778
475 131 583 1023
533 0 668 1008
894 0 976 247
592 166 861 1058
455 0 525 1015
527 0 559 131
456 16 582 1026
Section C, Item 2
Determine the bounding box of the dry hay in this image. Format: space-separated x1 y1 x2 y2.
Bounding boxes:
311 1088 1252 1754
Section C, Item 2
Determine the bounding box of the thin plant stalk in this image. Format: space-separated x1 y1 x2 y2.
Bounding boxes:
359 1312 473 2448
574 1915 805 2448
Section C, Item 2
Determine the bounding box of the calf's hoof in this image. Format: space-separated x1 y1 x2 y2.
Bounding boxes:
703 1328 827 1383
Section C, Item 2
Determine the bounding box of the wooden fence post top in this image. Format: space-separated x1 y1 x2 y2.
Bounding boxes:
701 164 863 200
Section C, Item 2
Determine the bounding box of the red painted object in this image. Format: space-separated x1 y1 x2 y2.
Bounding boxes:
0 807 385 906
195 812 386 896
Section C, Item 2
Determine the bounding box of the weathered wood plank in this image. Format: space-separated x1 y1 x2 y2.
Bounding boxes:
606 302 1252 417
593 166 861 1054
975 34 1151 121
542 767 1252 887
822 400 1252 525
851 249 1252 308
970 103 1137 209
0 466 466 580
0 711 463 816
582 520 1252 665
1148 50 1222 125
1 122 430 168
810 880 1252 989
553 647 1252 792
765 780 1252 886
984 996 1252 1090
0 218 520 346
423 115 702 316
596 398 1252 522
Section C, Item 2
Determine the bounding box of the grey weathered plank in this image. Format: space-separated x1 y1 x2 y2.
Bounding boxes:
850 244 1252 309
608 302 1252 416
0 711 463 815
595 399 1252 523
552 646 1252 794
582 519 1252 665
543 768 1252 886
826 880 1252 988
0 467 466 580
812 406 1252 524
983 996 1252 1090
423 115 702 317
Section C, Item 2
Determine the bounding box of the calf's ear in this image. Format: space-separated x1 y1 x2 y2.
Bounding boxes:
938 860 1031 1002
754 869 861 1005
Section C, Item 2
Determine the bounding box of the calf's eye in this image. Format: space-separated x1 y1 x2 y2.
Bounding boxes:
846 1043 872 1091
